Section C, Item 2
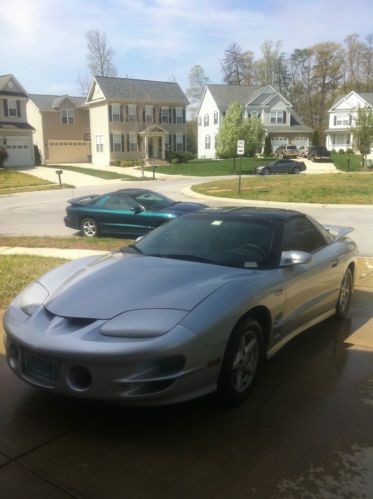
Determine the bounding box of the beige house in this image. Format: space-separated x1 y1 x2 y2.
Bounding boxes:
86 76 189 166
0 74 34 167
27 94 90 163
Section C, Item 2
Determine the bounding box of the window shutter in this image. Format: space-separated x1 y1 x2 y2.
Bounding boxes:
3 100 8 117
183 108 186 123
183 134 186 152
283 111 286 123
121 134 125 152
120 106 123 122
173 134 176 151
16 100 21 118
168 134 172 149
153 107 156 123
110 133 113 153
159 108 161 122
349 115 352 125
142 108 145 122
173 108 176 123
334 115 337 126
127 133 130 151
169 107 172 123
126 105 129 122
109 105 113 122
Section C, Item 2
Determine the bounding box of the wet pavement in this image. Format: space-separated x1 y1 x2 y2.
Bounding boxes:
1 265 373 498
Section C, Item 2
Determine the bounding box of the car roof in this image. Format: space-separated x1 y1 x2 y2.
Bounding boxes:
105 188 155 197
188 207 303 222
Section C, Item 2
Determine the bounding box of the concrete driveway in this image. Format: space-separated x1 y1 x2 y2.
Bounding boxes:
1 264 373 498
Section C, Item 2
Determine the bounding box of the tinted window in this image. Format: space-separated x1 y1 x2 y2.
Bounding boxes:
103 195 138 210
134 191 173 209
282 216 326 253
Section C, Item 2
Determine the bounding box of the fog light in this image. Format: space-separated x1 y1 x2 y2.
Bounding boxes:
66 365 92 391
9 344 19 369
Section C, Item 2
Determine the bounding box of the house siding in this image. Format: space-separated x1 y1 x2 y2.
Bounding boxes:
197 89 220 159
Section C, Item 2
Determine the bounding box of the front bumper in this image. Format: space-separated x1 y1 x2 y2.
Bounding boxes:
64 215 79 230
3 304 221 405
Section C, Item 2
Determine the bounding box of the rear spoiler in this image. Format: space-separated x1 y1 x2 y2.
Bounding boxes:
67 194 99 206
324 225 354 241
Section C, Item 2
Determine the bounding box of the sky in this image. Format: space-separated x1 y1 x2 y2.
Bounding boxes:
1 0 373 97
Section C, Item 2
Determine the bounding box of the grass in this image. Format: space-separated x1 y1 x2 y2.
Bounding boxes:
192 173 373 204
0 236 132 251
0 168 70 195
331 152 366 172
44 164 145 181
0 255 68 308
145 157 272 176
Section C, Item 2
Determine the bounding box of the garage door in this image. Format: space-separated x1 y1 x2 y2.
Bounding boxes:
4 136 34 167
293 137 309 148
47 140 91 163
271 137 288 151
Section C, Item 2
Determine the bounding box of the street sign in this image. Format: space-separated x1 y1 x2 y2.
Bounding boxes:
237 140 245 155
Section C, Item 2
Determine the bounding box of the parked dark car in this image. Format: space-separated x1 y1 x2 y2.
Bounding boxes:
255 160 306 175
64 188 207 237
308 147 331 161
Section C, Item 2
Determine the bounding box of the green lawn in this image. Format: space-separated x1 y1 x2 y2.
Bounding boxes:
145 157 272 176
331 152 365 172
0 255 68 308
0 168 69 195
0 236 132 251
44 164 145 181
192 173 373 204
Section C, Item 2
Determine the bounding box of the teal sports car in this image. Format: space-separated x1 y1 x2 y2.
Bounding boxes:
64 188 207 237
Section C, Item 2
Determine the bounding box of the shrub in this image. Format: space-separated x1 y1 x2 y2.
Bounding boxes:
263 135 272 156
331 149 337 154
34 145 42 165
346 148 354 154
0 147 8 167
166 151 195 163
338 149 345 154
171 158 178 165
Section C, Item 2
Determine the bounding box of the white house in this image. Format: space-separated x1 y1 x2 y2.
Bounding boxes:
0 74 34 167
325 91 373 152
197 84 313 159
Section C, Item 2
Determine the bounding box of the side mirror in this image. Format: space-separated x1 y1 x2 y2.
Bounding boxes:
131 205 144 214
280 250 312 267
135 235 144 243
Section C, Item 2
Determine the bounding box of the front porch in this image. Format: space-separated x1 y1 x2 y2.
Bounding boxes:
139 125 168 165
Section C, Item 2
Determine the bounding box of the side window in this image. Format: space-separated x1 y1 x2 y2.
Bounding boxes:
103 195 138 210
282 217 326 253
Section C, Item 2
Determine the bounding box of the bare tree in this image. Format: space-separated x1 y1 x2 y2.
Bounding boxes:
220 43 255 85
86 28 117 77
186 65 210 116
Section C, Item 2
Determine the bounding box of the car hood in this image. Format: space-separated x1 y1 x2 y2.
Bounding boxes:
44 253 249 320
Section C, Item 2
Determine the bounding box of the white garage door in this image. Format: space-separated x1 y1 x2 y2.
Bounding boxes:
293 137 309 148
47 140 91 163
271 137 288 151
4 136 34 167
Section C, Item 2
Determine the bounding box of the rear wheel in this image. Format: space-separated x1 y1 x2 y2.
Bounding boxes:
336 268 353 318
217 318 262 405
81 218 99 237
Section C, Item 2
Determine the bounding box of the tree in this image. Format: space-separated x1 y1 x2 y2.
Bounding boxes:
220 43 255 85
312 130 320 146
186 120 197 154
353 106 373 167
86 28 117 77
263 135 272 156
216 102 264 165
186 65 210 116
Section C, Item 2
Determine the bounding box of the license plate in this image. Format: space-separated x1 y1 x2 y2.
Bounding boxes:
23 351 59 383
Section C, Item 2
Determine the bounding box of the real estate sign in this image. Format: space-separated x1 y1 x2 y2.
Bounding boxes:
237 140 245 155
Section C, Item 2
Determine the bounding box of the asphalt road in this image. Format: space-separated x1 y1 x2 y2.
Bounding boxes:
1 177 373 255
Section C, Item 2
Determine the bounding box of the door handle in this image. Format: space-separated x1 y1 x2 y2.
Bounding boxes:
331 260 338 268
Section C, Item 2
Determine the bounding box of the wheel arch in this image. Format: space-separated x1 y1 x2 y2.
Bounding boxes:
347 261 356 287
234 305 272 356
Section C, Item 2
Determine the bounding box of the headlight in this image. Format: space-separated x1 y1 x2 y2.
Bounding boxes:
100 309 187 338
18 281 49 316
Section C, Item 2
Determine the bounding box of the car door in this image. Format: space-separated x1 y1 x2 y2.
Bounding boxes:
280 215 341 336
98 194 147 235
275 160 290 173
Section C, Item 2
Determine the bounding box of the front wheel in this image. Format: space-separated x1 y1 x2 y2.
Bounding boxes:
292 166 301 174
80 217 99 237
262 167 271 175
217 318 263 405
336 268 353 318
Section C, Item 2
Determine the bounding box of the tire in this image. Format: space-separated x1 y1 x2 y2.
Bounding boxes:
262 167 271 175
80 217 99 237
292 166 301 174
336 268 353 318
217 318 263 405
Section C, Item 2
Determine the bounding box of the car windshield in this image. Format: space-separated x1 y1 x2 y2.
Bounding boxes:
133 214 278 269
133 191 174 210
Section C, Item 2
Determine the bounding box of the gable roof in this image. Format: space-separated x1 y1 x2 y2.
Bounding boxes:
29 94 86 111
206 84 265 109
331 91 373 109
88 76 189 105
0 74 28 97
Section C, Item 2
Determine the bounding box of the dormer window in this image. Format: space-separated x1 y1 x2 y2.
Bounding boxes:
61 109 74 125
7 99 18 117
270 111 286 124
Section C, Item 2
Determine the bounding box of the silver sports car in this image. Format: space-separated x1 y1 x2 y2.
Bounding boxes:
3 208 357 405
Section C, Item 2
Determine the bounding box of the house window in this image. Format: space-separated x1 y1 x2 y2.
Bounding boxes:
248 111 259 118
145 105 153 122
335 114 351 126
213 111 218 125
7 99 18 117
129 132 137 152
205 135 211 149
176 108 183 124
96 135 104 153
161 107 169 123
113 133 122 152
111 104 121 122
270 111 285 124
176 134 183 152
128 105 137 121
198 116 202 126
204 114 209 126
61 109 74 125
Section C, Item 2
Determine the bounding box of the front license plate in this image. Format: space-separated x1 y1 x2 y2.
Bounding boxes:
23 351 59 383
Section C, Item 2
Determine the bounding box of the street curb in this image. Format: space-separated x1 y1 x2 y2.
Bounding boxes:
0 247 108 260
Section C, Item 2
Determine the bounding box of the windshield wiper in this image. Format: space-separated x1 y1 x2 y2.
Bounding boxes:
148 253 216 264
123 244 143 254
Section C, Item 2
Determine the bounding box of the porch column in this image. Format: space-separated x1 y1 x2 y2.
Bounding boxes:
161 135 165 159
144 135 149 160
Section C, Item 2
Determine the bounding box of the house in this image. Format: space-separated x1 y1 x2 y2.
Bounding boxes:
0 74 34 167
86 76 189 166
325 91 373 152
197 84 313 158
27 94 90 163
